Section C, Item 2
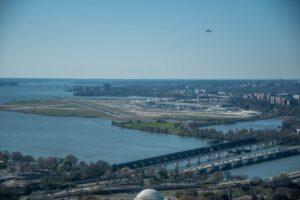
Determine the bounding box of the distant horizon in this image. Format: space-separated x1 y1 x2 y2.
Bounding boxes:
1 76 300 81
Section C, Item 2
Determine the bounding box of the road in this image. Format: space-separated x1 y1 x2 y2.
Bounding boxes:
27 170 300 200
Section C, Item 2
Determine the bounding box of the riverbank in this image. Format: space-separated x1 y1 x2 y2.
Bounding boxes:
112 121 186 136
2 98 297 145
114 119 300 145
112 116 280 136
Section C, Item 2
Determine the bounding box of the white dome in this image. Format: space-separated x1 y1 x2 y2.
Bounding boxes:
134 189 164 200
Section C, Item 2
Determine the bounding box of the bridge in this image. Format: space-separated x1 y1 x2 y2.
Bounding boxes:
188 146 300 174
112 138 258 170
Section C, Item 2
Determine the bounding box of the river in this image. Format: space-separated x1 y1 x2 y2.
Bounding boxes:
0 79 299 178
201 119 283 133
229 155 300 178
0 111 208 164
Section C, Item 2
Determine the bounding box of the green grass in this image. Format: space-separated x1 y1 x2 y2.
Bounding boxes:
2 107 113 119
7 99 63 106
114 121 186 135
32 108 108 118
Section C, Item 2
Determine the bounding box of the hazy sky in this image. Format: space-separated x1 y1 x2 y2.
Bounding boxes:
0 0 299 79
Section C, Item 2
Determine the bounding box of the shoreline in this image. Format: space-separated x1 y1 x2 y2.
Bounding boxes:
0 99 282 140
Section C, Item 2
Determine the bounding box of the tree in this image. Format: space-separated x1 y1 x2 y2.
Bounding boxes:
0 151 10 162
94 160 111 176
22 155 34 163
44 157 60 170
63 155 78 170
170 164 180 182
211 171 223 183
37 157 46 169
224 171 231 181
86 160 111 178
158 167 169 180
11 152 22 162
78 161 89 179
199 172 208 183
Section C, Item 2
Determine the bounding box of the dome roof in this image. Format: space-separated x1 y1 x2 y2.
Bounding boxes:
135 189 164 200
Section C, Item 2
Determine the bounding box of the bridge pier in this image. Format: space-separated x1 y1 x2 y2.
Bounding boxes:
245 145 251 151
196 157 201 165
207 155 211 162
113 138 258 171
175 161 179 169
251 144 257 150
242 158 248 165
185 159 191 168
224 152 229 158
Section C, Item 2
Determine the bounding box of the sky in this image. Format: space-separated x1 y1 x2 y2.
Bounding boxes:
0 0 299 79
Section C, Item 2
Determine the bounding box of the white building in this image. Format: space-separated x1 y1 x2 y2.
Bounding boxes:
134 189 165 200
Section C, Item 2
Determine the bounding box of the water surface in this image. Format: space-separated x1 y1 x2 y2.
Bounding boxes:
229 155 300 178
0 111 207 164
0 79 299 178
202 119 282 133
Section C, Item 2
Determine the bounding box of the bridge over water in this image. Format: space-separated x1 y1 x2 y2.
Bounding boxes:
191 145 300 174
113 138 258 170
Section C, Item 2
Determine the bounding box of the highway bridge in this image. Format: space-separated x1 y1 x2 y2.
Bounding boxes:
190 146 300 174
112 138 258 170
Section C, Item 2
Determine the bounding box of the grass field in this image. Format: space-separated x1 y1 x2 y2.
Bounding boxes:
113 121 186 135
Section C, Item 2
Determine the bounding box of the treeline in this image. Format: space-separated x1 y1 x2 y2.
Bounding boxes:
282 117 300 131
113 119 241 137
0 151 111 187
186 126 300 145
72 85 174 97
232 97 300 117
175 174 300 200
112 120 183 135
232 98 275 115
71 80 300 97
0 152 111 199
224 129 300 145
113 119 300 145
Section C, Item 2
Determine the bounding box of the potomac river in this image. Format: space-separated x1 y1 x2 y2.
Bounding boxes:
0 110 207 164
0 79 299 178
